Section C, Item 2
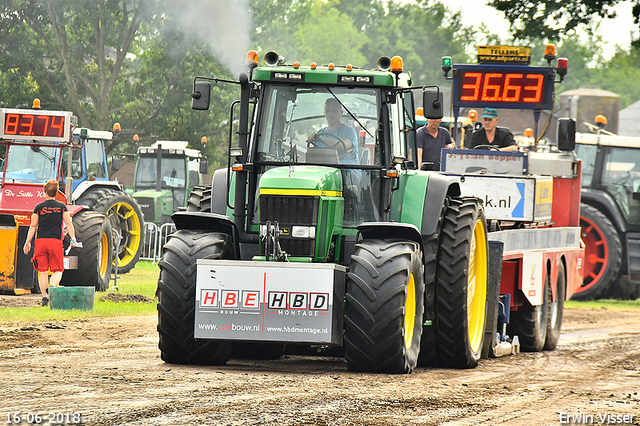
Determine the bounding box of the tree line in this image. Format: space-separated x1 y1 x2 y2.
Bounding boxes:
1 0 638 169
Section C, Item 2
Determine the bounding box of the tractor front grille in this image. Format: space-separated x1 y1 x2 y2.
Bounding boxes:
260 195 319 257
135 197 155 223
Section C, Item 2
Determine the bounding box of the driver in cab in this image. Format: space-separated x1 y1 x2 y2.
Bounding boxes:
307 98 359 165
468 108 517 151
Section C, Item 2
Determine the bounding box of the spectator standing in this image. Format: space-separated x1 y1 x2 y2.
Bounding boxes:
23 180 76 307
416 117 455 170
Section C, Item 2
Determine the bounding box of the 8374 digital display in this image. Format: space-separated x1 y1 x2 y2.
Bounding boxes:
1 108 73 142
452 64 554 110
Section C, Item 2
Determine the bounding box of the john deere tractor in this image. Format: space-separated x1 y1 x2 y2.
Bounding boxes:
156 46 580 372
154 50 505 373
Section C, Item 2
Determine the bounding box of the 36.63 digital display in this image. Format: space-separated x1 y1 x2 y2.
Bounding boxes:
1 108 72 142
452 65 553 110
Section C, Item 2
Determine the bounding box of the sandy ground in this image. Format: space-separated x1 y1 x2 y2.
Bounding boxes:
0 295 639 425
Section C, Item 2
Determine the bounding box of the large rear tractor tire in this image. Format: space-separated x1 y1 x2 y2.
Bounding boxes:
606 277 640 300
186 186 212 213
345 239 424 374
573 203 622 300
417 231 441 367
77 188 145 274
157 230 233 365
509 270 550 352
544 262 566 351
435 197 488 369
61 210 113 291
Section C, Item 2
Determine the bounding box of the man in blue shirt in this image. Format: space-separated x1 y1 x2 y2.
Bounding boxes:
416 117 455 170
307 98 359 166
307 98 360 182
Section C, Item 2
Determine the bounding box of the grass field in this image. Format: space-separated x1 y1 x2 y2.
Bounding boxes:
0 261 160 323
0 260 638 324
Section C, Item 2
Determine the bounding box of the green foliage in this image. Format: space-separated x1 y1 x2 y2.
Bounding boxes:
293 2 367 66
0 0 153 129
588 47 640 108
250 0 474 85
0 70 43 109
359 1 473 85
250 0 366 66
107 22 237 168
487 0 625 42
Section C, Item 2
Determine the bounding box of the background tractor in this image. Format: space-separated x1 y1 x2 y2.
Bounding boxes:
66 127 145 274
0 107 114 293
131 140 208 226
572 117 640 300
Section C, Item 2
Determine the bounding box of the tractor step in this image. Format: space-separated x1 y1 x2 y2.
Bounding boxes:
626 233 640 283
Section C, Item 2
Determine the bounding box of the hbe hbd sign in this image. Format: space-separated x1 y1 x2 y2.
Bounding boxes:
194 260 345 344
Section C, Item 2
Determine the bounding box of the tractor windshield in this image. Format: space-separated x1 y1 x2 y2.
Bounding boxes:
253 84 384 227
255 85 380 168
134 156 187 190
1 144 58 183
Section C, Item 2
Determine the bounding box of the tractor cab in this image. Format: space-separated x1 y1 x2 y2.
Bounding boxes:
132 141 206 224
251 84 384 228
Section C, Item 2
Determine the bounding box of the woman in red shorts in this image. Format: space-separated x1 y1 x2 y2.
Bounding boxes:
23 180 76 306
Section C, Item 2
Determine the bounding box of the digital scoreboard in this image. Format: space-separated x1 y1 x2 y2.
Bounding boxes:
452 64 554 110
1 108 73 142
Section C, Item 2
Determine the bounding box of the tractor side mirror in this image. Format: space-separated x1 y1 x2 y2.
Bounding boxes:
557 118 576 151
422 90 443 119
111 156 121 172
199 158 209 175
191 81 211 111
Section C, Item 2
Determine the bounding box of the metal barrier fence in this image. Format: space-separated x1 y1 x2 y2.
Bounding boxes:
140 222 176 263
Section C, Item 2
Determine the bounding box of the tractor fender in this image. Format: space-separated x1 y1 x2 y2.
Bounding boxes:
171 211 240 258
67 204 87 217
421 173 461 236
72 180 124 203
210 167 230 215
357 222 424 254
581 189 627 234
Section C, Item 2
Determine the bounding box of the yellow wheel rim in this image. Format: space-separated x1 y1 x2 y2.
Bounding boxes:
99 230 110 277
404 273 416 349
107 201 142 268
467 218 488 353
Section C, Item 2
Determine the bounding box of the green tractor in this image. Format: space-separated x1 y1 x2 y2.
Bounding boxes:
131 141 208 225
156 51 500 373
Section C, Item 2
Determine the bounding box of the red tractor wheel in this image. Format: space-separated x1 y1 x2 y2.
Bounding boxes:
573 204 622 300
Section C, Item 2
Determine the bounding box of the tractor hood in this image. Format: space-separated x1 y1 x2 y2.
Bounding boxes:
256 165 344 262
258 166 343 195
132 188 171 200
132 188 173 224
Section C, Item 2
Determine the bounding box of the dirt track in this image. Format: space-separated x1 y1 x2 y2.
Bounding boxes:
1 297 639 425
